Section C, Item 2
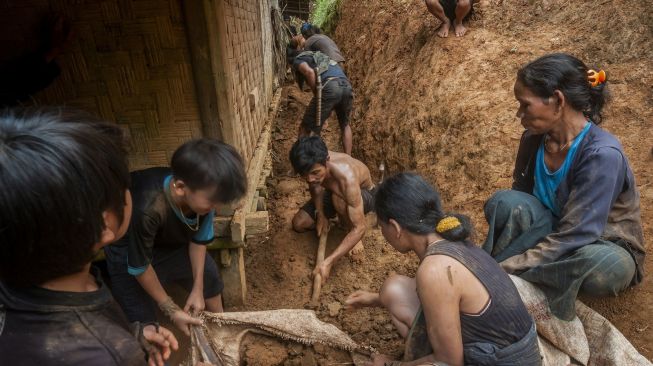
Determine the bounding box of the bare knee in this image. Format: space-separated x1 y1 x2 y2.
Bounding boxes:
458 0 471 7
379 274 415 308
292 210 314 232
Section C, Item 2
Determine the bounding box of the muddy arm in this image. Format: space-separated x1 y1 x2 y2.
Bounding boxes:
325 185 366 265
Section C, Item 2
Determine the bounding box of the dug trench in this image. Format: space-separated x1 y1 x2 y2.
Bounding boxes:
231 0 653 363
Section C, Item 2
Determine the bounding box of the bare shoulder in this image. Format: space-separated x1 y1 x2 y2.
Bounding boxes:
417 255 469 287
418 254 461 271
329 152 372 189
330 153 359 181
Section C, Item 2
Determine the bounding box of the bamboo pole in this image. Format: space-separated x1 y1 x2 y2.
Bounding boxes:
311 227 329 303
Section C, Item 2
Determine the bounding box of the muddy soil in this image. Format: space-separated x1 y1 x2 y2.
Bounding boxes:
228 0 653 363
233 85 413 363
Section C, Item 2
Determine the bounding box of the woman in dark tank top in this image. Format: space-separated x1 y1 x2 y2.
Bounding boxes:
345 173 540 365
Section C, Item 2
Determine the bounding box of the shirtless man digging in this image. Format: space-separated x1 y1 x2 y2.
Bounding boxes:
289 136 376 284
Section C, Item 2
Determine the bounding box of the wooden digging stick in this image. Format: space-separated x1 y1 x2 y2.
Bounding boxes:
315 67 322 129
311 226 329 303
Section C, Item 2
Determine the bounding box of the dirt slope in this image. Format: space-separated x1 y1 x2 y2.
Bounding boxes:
330 0 653 358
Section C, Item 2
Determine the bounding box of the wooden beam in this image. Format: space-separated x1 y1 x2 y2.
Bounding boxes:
214 216 232 237
206 237 243 250
257 154 273 198
213 211 269 238
245 210 269 235
182 0 223 140
249 190 260 213
219 247 246 307
184 0 238 146
256 196 267 211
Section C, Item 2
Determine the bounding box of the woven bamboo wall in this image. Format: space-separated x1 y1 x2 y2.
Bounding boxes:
219 0 272 166
0 0 203 170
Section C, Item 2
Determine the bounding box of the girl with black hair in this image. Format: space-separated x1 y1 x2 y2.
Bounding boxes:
483 53 645 321
345 173 540 366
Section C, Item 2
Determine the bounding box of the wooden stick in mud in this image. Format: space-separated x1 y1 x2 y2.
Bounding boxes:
315 67 322 128
311 227 329 303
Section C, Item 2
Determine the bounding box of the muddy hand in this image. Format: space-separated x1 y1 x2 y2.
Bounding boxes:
170 310 202 336
184 289 205 316
499 253 529 275
143 324 179 366
313 259 332 285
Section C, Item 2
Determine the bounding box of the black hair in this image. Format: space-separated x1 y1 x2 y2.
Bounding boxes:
375 173 472 242
170 138 247 204
301 23 317 38
289 136 328 175
286 40 301 65
517 53 609 124
0 107 130 287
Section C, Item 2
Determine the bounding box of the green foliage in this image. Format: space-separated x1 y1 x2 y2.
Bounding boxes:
309 0 342 34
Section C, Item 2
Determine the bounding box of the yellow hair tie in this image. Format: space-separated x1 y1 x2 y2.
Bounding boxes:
436 216 461 233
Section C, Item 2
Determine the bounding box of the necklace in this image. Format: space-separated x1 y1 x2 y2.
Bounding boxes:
174 201 199 232
164 183 200 231
543 134 574 154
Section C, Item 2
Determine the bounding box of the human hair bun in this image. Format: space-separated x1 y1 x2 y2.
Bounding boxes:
438 213 472 242
587 79 609 124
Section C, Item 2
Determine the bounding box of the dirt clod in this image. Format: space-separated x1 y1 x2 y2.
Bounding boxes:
328 301 342 317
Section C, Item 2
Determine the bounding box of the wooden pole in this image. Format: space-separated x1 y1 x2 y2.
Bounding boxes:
310 227 329 303
315 67 322 129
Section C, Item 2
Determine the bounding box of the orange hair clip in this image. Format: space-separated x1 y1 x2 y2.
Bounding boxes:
587 69 606 87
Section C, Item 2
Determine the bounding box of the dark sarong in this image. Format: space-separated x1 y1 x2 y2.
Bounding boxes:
438 0 475 22
483 190 636 320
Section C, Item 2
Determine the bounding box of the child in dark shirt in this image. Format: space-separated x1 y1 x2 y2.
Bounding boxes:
105 139 247 335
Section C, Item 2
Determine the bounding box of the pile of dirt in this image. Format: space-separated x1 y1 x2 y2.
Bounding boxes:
239 333 353 365
238 0 652 362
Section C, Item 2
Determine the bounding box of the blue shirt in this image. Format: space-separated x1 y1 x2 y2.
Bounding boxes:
534 122 591 216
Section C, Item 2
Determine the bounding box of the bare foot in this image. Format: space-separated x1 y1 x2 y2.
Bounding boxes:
436 20 450 38
454 21 467 37
349 242 364 263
